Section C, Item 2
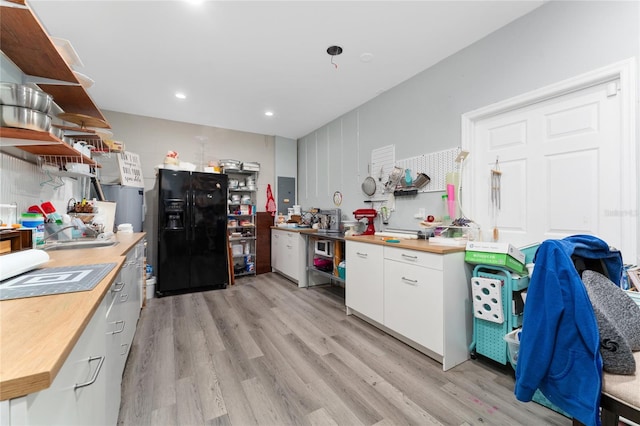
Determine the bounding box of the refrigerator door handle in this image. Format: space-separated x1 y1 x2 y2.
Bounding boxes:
189 189 196 241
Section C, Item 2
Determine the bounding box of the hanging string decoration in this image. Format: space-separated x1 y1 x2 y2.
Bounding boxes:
491 157 502 241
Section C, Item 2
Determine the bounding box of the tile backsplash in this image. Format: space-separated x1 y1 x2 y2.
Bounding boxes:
1 152 82 222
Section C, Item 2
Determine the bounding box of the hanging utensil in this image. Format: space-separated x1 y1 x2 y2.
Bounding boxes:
384 166 404 193
361 163 376 196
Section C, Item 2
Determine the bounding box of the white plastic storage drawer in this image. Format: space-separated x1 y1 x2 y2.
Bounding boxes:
384 246 443 270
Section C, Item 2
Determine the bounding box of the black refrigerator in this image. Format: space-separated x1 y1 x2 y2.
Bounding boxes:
156 169 228 295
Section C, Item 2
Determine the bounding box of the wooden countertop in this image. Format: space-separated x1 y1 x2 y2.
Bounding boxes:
345 234 466 254
0 232 146 401
271 226 316 233
271 227 465 254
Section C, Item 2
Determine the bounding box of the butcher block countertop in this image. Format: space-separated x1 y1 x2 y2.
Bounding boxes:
0 232 146 401
345 234 466 254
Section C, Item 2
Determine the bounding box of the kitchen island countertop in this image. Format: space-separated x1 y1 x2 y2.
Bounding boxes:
0 232 146 401
345 234 466 254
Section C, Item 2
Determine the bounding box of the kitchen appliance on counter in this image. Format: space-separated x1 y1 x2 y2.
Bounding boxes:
353 209 377 235
317 208 341 233
156 169 228 295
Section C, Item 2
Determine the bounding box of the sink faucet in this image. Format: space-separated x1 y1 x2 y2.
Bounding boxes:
43 225 78 243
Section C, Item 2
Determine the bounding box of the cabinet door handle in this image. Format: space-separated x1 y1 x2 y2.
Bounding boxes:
286 245 293 249
401 253 418 261
109 320 126 334
120 292 129 302
401 276 419 285
356 252 368 258
74 356 105 390
111 281 125 293
120 343 129 356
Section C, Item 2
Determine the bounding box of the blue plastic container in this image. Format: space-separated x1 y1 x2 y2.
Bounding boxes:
21 213 45 247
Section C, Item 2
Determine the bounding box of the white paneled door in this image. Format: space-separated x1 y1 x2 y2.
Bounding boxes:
468 78 629 258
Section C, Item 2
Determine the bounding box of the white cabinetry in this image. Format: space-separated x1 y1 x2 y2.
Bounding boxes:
271 229 306 286
384 248 444 355
345 241 384 323
9 300 107 426
105 245 142 425
345 241 471 371
6 240 144 426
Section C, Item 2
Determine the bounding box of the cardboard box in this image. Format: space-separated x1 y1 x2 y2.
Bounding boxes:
103 139 124 152
464 250 527 274
465 241 525 264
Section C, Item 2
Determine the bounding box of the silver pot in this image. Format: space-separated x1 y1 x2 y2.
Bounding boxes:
220 159 241 170
0 105 51 132
0 82 53 114
49 126 64 140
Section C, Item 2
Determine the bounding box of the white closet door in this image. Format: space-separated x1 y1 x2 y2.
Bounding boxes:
472 80 623 252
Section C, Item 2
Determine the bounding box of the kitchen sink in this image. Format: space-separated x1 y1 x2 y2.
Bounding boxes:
43 239 119 251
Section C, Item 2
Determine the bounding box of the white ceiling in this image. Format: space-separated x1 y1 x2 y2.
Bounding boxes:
29 0 545 140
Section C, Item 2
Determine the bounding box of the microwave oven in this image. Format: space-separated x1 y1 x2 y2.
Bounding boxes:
314 240 333 257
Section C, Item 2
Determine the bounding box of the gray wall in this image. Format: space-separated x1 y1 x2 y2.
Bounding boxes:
298 0 640 247
275 135 297 214
102 110 276 271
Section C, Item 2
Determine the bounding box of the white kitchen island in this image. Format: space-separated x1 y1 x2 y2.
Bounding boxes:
345 235 472 371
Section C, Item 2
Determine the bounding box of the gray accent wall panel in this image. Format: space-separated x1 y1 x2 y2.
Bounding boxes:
298 1 640 230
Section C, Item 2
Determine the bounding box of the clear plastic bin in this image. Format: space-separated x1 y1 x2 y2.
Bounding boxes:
504 328 522 367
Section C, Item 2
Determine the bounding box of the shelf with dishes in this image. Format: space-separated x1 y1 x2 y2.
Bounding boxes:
1 3 108 123
225 165 259 277
0 1 111 164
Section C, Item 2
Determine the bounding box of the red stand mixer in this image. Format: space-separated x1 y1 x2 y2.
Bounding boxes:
353 209 377 235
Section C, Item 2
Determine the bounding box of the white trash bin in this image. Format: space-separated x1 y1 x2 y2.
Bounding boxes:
146 277 156 299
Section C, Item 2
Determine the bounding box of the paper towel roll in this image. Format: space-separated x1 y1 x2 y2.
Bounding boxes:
0 249 50 281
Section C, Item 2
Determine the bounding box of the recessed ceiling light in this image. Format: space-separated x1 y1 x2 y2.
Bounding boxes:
265 111 274 117
175 92 186 99
185 0 204 5
360 53 374 63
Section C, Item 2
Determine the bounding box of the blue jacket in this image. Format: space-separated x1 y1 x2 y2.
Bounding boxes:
514 235 623 426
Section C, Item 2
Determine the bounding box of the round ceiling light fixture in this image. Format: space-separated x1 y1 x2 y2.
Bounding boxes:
327 45 343 69
326 45 343 56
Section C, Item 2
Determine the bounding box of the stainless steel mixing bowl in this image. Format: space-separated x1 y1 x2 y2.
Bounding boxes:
0 82 53 114
0 105 52 132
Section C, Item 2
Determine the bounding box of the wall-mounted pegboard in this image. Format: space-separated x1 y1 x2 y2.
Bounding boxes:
395 146 461 192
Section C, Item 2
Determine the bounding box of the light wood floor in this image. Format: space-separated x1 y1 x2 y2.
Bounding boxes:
118 272 570 426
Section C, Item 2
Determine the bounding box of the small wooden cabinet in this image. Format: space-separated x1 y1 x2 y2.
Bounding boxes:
255 212 272 274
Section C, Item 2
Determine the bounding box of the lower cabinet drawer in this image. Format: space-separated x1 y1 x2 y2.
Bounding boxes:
384 246 443 270
383 259 444 355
